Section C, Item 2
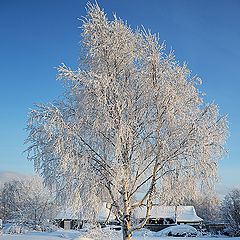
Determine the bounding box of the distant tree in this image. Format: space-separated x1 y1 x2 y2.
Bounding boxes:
181 192 221 223
25 3 228 240
1 176 57 228
194 194 221 223
221 189 240 236
0 190 6 220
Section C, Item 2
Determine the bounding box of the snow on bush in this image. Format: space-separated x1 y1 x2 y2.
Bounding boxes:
76 225 199 239
77 227 122 240
155 224 198 237
3 222 58 234
3 223 28 234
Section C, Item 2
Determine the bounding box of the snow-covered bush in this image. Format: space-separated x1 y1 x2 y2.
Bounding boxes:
77 227 122 240
3 223 29 234
3 221 59 234
155 225 198 237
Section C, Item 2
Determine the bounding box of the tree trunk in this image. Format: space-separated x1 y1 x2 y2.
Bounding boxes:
123 227 132 240
122 214 132 240
34 209 37 230
122 182 132 240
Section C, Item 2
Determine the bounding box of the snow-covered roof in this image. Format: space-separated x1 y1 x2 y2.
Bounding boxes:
55 202 116 222
134 205 203 223
55 209 81 220
176 206 203 222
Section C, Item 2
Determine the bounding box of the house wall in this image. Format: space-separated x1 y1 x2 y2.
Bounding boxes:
55 219 83 230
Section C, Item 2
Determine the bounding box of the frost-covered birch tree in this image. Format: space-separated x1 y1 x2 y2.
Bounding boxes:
221 189 240 236
25 3 227 240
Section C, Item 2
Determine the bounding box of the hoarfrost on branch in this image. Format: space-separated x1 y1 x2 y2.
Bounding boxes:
25 3 228 240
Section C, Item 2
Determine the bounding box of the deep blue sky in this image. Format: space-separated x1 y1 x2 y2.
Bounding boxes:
0 0 239 192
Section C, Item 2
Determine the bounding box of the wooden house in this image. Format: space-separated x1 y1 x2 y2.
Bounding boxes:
55 202 117 230
135 205 203 231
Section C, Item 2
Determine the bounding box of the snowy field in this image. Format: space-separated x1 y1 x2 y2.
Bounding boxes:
0 228 239 240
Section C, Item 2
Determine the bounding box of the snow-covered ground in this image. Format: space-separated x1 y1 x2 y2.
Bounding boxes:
0 228 238 240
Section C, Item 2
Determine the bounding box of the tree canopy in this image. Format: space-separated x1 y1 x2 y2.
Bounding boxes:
26 3 228 240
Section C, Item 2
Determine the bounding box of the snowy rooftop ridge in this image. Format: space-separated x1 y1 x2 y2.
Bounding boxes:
55 208 81 220
55 202 116 222
56 204 202 223
134 205 203 222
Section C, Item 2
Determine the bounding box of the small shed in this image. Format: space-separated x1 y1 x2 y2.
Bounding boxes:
55 209 83 230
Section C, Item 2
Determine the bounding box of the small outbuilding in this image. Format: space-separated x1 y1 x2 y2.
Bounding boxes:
55 209 83 230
